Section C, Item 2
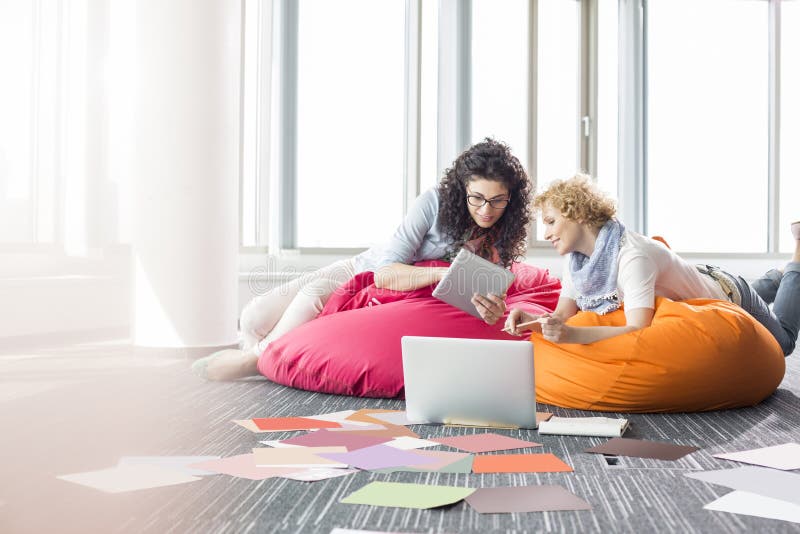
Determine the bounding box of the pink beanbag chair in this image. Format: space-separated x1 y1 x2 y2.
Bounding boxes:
258 261 561 398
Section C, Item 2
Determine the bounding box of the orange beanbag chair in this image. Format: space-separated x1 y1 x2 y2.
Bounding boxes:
532 297 785 412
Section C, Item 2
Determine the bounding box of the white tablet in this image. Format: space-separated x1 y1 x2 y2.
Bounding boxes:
431 248 515 319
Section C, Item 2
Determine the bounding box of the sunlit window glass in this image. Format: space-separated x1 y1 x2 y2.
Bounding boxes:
536 0 579 240
296 0 405 248
647 0 768 252
780 1 800 253
596 0 618 201
471 0 529 170
419 0 439 192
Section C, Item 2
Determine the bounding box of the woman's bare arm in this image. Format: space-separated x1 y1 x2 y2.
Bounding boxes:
373 263 449 291
541 306 655 344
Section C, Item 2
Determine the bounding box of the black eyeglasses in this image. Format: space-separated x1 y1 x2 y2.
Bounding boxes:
466 194 510 210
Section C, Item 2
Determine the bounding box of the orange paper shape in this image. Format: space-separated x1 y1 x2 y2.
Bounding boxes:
344 409 418 438
251 417 342 431
536 412 553 424
472 453 573 473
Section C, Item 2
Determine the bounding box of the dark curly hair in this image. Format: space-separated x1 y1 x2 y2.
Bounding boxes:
437 138 532 267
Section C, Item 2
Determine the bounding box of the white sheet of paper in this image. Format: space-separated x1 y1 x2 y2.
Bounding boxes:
384 437 439 450
713 443 800 471
117 456 221 476
705 491 800 523
686 466 800 506
57 464 201 493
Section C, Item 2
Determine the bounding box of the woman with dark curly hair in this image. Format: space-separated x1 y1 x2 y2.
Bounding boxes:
195 138 533 381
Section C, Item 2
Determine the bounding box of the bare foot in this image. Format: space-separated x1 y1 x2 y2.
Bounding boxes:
195 349 260 381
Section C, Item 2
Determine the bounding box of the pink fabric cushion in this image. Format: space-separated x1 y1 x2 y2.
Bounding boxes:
258 261 561 398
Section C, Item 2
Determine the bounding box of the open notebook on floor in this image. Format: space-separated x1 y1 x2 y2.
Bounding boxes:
537 416 630 437
401 336 537 429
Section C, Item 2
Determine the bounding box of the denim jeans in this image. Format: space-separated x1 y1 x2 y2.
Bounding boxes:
726 262 800 356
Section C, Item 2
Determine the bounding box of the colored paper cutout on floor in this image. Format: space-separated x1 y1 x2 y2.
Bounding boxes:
713 443 800 471
371 450 473 474
367 411 427 426
472 453 573 473
251 416 342 431
252 446 348 468
304 410 360 423
259 440 300 448
57 463 201 493
328 422 388 431
346 408 404 425
280 429 392 450
117 455 221 476
340 481 475 509
584 437 699 461
465 485 592 513
704 490 800 524
307 410 380 428
319 444 441 471
536 412 554 424
338 426 420 439
686 466 800 506
431 433 541 453
384 436 439 450
188 454 299 480
233 419 263 432
279 467 358 482
344 410 417 437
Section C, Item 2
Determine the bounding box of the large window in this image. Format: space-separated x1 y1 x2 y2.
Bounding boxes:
295 0 405 249
246 0 793 257
0 2 59 244
536 0 580 189
471 0 529 168
647 0 769 252
780 1 800 253
596 0 618 200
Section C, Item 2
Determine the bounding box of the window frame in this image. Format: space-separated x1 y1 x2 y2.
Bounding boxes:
239 0 794 261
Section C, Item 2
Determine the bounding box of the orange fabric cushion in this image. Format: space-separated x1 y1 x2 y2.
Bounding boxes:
532 297 785 413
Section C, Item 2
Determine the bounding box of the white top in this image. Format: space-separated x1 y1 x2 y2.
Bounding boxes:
354 188 453 272
560 230 727 310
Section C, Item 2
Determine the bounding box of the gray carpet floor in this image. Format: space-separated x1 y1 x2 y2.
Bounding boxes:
2 342 800 534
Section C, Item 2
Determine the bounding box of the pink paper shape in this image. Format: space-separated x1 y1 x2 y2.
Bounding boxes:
431 433 541 453
319 445 441 470
280 429 392 450
188 454 299 480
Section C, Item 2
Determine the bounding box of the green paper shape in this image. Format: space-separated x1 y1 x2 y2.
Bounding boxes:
340 481 475 509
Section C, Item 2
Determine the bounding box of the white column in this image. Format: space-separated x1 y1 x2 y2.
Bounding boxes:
130 0 240 348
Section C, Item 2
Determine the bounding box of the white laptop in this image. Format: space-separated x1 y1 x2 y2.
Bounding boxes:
401 336 537 429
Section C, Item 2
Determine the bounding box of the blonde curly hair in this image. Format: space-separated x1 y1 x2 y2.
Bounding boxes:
533 174 616 227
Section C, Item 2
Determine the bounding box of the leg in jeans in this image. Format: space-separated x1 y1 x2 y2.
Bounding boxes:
733 263 800 356
771 264 800 354
733 230 800 356
750 269 782 304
